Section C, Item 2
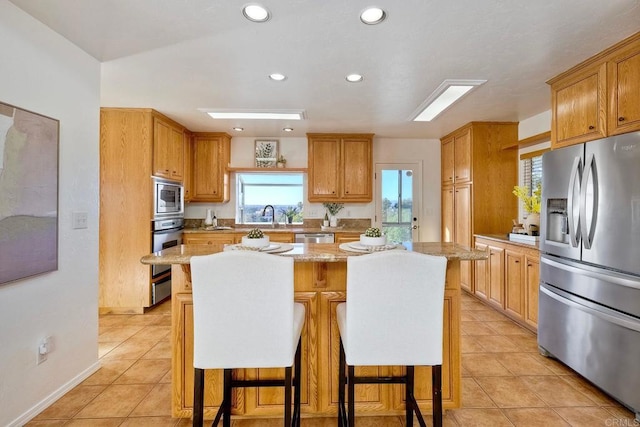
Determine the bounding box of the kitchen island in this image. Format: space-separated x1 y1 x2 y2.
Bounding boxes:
141 242 486 419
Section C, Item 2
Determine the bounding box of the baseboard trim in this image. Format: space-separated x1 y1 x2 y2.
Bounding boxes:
7 360 101 427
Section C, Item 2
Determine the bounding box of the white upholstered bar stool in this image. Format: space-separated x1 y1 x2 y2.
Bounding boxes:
190 251 305 427
336 250 447 427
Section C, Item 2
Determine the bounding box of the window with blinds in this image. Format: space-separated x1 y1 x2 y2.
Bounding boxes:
522 155 542 194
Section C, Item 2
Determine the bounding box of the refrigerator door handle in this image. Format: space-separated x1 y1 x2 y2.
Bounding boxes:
567 156 582 248
579 153 598 249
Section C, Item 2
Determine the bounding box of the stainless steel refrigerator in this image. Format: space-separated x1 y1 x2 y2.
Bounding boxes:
539 131 640 419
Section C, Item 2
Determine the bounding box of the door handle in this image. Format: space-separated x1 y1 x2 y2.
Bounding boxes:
567 156 582 248
579 153 598 250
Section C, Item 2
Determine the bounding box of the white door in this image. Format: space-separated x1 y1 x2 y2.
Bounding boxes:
375 163 421 244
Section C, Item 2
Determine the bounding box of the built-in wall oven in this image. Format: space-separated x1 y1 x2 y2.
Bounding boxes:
151 217 184 304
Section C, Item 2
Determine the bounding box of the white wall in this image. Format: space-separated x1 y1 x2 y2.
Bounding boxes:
0 2 101 425
185 136 442 241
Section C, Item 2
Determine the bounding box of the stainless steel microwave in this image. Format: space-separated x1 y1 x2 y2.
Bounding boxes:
153 178 184 218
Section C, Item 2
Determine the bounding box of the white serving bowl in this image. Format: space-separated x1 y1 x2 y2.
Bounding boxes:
241 236 270 248
360 234 387 247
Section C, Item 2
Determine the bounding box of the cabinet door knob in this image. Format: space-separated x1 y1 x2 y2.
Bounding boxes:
619 117 625 122
514 260 520 263
527 263 533 267
588 125 595 130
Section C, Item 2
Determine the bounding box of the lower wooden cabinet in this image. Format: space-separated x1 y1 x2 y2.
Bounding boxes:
183 233 238 245
473 236 539 331
335 232 360 244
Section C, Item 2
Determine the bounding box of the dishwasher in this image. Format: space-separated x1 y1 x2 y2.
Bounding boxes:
294 233 335 243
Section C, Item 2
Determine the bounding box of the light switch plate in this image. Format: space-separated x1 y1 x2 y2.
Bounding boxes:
72 212 88 229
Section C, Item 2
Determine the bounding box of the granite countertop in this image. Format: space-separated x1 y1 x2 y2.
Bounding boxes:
474 233 540 250
140 242 488 265
182 226 365 234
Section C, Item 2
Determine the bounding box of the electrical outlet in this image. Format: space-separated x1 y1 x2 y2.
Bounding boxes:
72 212 88 229
309 209 317 217
37 336 52 365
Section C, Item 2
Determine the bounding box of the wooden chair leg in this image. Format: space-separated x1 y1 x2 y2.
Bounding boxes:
348 365 355 427
406 366 414 427
223 369 232 427
338 339 346 427
193 368 205 427
293 339 302 426
432 365 442 427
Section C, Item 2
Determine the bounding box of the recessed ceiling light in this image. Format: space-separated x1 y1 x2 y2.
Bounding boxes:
269 73 287 81
411 79 487 122
360 7 386 25
283 127 294 132
233 127 244 131
346 74 363 83
242 4 271 22
200 109 306 120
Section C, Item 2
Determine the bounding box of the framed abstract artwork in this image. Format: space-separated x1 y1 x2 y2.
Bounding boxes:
0 102 59 285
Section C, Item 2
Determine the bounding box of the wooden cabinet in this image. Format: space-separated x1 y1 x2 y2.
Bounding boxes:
191 133 231 203
549 31 640 147
504 249 525 319
524 254 540 329
153 116 185 181
473 236 539 331
487 245 505 309
473 241 504 309
550 63 607 148
335 232 361 244
99 108 189 313
608 38 640 135
440 129 471 186
307 133 373 202
183 233 238 245
440 122 519 293
183 131 193 202
263 232 294 243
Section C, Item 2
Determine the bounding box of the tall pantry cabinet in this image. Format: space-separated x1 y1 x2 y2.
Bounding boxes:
100 108 187 313
441 122 519 292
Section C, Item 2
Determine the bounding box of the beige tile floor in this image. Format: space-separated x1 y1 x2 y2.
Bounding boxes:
27 293 637 426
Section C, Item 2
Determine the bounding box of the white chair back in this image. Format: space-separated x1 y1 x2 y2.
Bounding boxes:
190 251 296 369
344 251 447 366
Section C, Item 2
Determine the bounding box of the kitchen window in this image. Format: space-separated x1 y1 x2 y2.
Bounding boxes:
236 173 304 224
520 149 545 216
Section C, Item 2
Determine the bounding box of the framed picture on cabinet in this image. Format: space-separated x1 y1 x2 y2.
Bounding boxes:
255 140 278 167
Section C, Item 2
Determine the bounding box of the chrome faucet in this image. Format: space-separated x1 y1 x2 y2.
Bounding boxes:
262 205 276 228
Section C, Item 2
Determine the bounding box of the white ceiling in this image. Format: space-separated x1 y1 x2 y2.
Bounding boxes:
9 0 640 139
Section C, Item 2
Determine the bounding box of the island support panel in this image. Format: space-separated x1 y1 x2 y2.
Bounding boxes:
171 260 461 418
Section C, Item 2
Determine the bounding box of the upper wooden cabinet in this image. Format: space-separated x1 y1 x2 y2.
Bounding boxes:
550 63 607 148
440 122 519 293
153 116 185 181
608 38 640 135
549 31 640 147
441 129 471 185
190 133 231 203
307 133 373 202
183 131 193 202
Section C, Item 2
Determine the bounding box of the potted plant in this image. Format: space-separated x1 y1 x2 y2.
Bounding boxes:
241 228 270 248
322 203 344 227
279 206 299 224
513 183 541 235
276 154 287 168
360 227 387 247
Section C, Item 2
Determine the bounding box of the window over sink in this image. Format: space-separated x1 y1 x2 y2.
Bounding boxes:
236 173 304 225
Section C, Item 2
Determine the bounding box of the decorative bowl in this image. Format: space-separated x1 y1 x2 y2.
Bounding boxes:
360 234 387 247
241 236 270 248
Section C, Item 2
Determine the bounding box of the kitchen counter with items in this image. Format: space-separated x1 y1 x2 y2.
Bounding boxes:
474 233 540 250
472 234 540 332
141 242 485 419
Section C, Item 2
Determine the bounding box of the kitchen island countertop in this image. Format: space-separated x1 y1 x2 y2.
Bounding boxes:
141 241 487 265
